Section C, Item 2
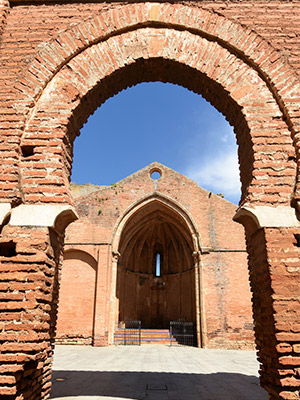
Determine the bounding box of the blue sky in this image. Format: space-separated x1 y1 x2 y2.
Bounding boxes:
72 82 241 205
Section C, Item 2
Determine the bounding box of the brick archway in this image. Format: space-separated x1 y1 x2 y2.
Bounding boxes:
14 4 299 208
0 3 299 400
19 27 297 204
110 193 202 345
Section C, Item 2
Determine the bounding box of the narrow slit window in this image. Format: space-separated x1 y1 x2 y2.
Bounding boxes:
155 253 161 277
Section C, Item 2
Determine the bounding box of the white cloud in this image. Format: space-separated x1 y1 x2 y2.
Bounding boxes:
220 130 233 143
184 150 241 202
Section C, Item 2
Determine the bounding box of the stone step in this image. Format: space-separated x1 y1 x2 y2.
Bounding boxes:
114 328 178 345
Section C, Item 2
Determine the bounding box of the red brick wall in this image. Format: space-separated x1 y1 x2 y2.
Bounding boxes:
0 224 64 398
0 2 299 399
0 1 299 204
56 250 97 345
116 268 196 330
203 251 254 349
60 163 254 349
1 1 299 73
193 1 300 74
0 0 8 38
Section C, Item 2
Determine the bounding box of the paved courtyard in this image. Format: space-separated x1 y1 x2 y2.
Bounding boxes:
50 345 268 400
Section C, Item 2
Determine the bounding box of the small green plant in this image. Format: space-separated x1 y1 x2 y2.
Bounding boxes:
94 184 124 217
110 183 124 195
95 195 108 216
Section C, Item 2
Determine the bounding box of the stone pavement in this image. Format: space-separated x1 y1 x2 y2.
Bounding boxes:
50 345 268 400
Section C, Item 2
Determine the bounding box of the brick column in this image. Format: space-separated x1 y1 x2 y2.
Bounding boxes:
235 206 300 400
0 225 63 399
193 250 204 348
0 204 77 399
107 251 120 345
93 244 111 346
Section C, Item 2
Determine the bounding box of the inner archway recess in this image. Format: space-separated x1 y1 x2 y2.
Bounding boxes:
113 194 200 338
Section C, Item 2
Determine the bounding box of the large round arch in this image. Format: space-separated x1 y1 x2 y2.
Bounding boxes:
14 3 299 209
19 24 297 207
2 4 299 400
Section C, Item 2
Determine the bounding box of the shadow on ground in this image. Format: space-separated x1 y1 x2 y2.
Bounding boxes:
50 370 268 400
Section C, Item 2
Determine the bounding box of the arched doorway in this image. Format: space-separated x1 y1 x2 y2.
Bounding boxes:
1 3 299 399
115 197 198 337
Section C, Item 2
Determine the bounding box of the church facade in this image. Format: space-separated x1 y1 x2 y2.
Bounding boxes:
56 163 255 349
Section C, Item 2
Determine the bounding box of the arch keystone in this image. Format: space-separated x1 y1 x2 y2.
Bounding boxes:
148 4 158 19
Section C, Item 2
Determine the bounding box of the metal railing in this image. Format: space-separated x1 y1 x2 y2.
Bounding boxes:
169 320 195 347
123 320 141 346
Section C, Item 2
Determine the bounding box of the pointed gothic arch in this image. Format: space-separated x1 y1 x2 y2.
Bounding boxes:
111 192 203 344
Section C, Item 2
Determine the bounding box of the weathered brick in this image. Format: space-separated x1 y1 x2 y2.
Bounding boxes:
0 2 299 400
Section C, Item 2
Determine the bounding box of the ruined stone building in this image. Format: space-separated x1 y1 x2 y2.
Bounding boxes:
0 1 299 399
56 163 255 349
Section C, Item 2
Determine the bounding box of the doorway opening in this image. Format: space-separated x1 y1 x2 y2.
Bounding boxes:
115 196 199 345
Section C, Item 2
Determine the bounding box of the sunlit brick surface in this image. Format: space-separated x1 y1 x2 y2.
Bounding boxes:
0 2 299 399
